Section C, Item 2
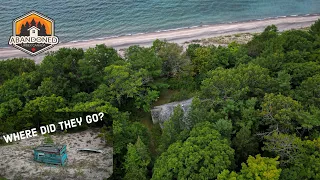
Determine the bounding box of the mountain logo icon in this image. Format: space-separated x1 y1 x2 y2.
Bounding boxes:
8 11 59 56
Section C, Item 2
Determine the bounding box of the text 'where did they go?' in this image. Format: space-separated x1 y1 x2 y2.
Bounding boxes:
2 112 105 143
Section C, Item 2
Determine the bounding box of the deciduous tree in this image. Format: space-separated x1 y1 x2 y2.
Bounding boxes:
152 122 234 180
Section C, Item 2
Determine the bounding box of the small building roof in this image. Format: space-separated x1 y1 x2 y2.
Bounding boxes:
34 144 66 153
27 26 40 31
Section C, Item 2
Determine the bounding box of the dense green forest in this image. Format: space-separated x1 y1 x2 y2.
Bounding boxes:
1 19 320 180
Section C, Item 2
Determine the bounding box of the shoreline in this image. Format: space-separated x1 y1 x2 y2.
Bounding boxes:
50 13 320 44
0 14 319 63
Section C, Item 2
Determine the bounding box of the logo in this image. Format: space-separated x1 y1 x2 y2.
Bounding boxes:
8 11 59 56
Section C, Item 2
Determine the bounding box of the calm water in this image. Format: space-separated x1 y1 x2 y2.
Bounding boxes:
0 0 320 47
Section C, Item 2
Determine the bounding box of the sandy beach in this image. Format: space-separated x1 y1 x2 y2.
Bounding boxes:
0 129 113 180
0 15 319 63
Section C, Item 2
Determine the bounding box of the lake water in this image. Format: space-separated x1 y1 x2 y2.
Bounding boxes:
0 0 320 47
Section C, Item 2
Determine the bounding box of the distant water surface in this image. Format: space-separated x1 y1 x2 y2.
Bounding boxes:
0 0 319 47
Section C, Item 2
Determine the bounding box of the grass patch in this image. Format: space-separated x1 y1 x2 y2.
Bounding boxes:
170 89 195 102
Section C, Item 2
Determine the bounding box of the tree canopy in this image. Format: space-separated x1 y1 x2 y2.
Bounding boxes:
1 20 320 180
